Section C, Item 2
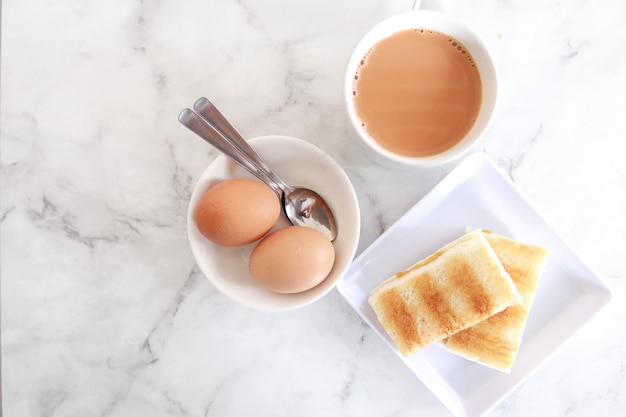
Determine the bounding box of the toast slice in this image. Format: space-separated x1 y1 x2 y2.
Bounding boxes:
441 231 549 372
368 230 523 356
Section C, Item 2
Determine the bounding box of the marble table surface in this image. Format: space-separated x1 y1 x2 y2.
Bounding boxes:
2 0 626 416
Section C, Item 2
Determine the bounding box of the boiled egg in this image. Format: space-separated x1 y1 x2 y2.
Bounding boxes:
194 179 280 246
249 226 335 294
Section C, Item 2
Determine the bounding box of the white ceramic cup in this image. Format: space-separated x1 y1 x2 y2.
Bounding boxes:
344 7 497 167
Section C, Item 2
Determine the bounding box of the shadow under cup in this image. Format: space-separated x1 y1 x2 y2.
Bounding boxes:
344 11 498 167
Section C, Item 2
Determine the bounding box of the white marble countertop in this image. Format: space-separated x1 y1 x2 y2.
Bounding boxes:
2 0 626 416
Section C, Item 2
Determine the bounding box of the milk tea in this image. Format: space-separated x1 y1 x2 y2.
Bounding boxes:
352 29 482 157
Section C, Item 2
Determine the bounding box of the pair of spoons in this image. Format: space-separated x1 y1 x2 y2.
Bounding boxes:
179 98 338 241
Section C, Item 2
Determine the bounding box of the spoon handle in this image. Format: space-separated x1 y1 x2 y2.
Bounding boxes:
192 98 292 193
178 108 282 195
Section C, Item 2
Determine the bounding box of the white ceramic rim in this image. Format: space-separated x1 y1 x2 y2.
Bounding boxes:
344 10 498 167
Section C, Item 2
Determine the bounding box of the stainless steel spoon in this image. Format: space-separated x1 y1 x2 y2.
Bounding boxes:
178 97 338 241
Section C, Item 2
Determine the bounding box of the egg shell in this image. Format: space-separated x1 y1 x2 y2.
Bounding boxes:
249 226 336 294
194 179 280 246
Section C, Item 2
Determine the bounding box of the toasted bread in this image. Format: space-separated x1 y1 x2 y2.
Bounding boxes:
441 231 549 372
368 231 523 356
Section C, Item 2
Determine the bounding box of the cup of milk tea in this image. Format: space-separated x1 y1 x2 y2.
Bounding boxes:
344 9 498 167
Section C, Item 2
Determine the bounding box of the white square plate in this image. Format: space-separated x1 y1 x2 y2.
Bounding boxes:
337 152 611 417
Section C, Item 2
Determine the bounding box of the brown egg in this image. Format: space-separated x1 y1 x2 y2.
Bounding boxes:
194 179 280 246
249 226 335 294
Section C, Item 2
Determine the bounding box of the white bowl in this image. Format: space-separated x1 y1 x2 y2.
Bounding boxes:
344 10 498 167
188 135 361 310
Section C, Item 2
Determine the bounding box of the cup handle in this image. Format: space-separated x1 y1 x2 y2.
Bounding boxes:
413 0 450 13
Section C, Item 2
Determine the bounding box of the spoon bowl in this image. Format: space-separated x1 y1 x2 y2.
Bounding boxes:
283 187 337 234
